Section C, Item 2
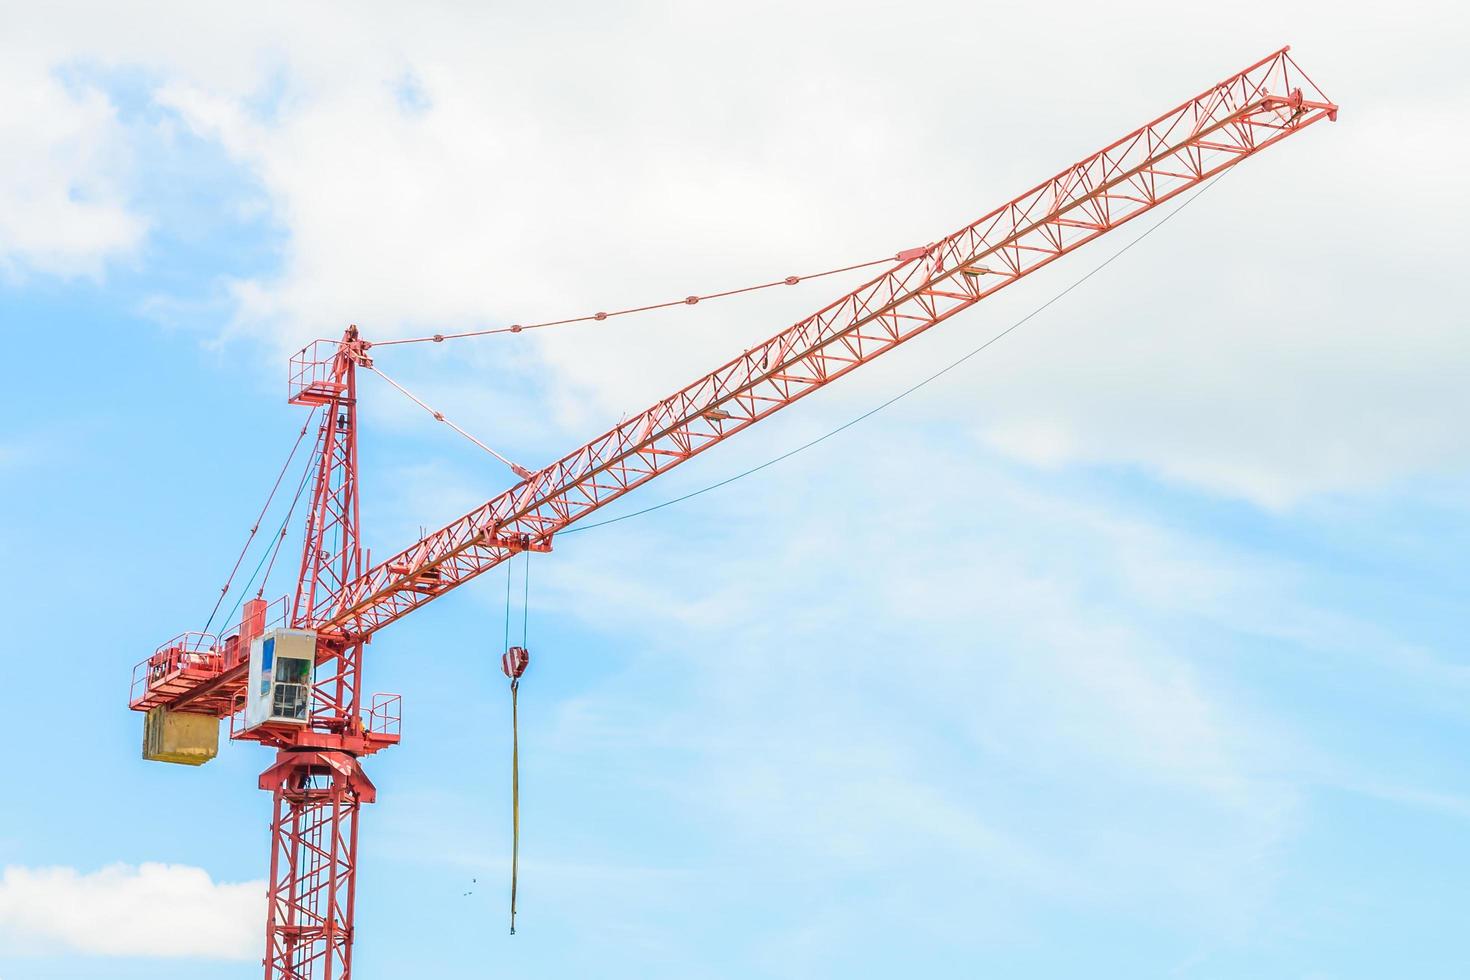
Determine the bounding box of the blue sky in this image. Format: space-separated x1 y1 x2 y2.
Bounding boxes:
2 3 1468 978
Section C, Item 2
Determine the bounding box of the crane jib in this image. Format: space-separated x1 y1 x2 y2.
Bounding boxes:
328 47 1335 642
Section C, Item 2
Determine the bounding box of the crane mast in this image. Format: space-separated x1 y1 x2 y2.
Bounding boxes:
128 47 1336 979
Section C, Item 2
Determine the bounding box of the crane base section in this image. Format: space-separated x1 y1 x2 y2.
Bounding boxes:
142 707 220 766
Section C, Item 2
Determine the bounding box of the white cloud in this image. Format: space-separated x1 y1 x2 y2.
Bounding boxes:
2 0 1467 505
0 59 144 278
343 374 1462 962
494 439 1316 933
0 863 261 960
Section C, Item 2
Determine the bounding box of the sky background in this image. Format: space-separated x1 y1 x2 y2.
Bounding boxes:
2 2 1468 978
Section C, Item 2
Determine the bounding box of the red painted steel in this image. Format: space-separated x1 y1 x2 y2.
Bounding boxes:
128 48 1336 978
327 47 1336 643
259 749 376 980
502 646 530 680
251 331 390 979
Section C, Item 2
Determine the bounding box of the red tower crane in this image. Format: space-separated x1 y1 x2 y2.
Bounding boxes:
129 47 1336 979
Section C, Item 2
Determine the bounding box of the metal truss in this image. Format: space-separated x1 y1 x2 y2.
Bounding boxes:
329 47 1335 641
126 47 1337 979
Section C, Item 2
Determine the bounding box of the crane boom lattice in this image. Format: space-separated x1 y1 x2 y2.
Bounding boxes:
127 47 1336 979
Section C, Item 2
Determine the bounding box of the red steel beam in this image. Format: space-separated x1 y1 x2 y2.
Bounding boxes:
326 46 1335 640
132 47 1336 718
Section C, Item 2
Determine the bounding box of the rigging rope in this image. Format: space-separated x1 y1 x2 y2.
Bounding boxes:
219 508 292 632
256 443 319 600
218 436 318 630
503 561 513 653
561 173 1226 536
366 363 533 479
499 553 533 935
509 673 522 936
202 408 318 635
369 252 917 348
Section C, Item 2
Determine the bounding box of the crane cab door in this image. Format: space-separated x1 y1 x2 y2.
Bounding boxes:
244 628 316 730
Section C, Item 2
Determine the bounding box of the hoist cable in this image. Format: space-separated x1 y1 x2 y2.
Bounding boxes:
366 363 533 479
256 443 319 600
219 509 292 633
201 408 318 635
561 172 1224 536
498 553 527 936
521 552 530 649
503 560 513 654
219 438 318 630
509 675 521 936
370 252 916 348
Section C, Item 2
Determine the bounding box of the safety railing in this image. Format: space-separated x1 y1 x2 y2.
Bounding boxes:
129 595 293 712
288 339 346 406
364 694 402 738
130 631 221 707
227 690 246 740
225 689 402 747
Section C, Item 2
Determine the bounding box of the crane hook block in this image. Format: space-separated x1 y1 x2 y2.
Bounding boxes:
502 646 530 680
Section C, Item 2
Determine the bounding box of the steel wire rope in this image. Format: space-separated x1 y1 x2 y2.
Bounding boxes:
201 407 320 635
255 448 319 601
369 253 914 348
218 510 292 633
560 173 1226 536
219 437 319 631
365 362 532 478
503 560 513 653
508 671 521 936
497 552 530 936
